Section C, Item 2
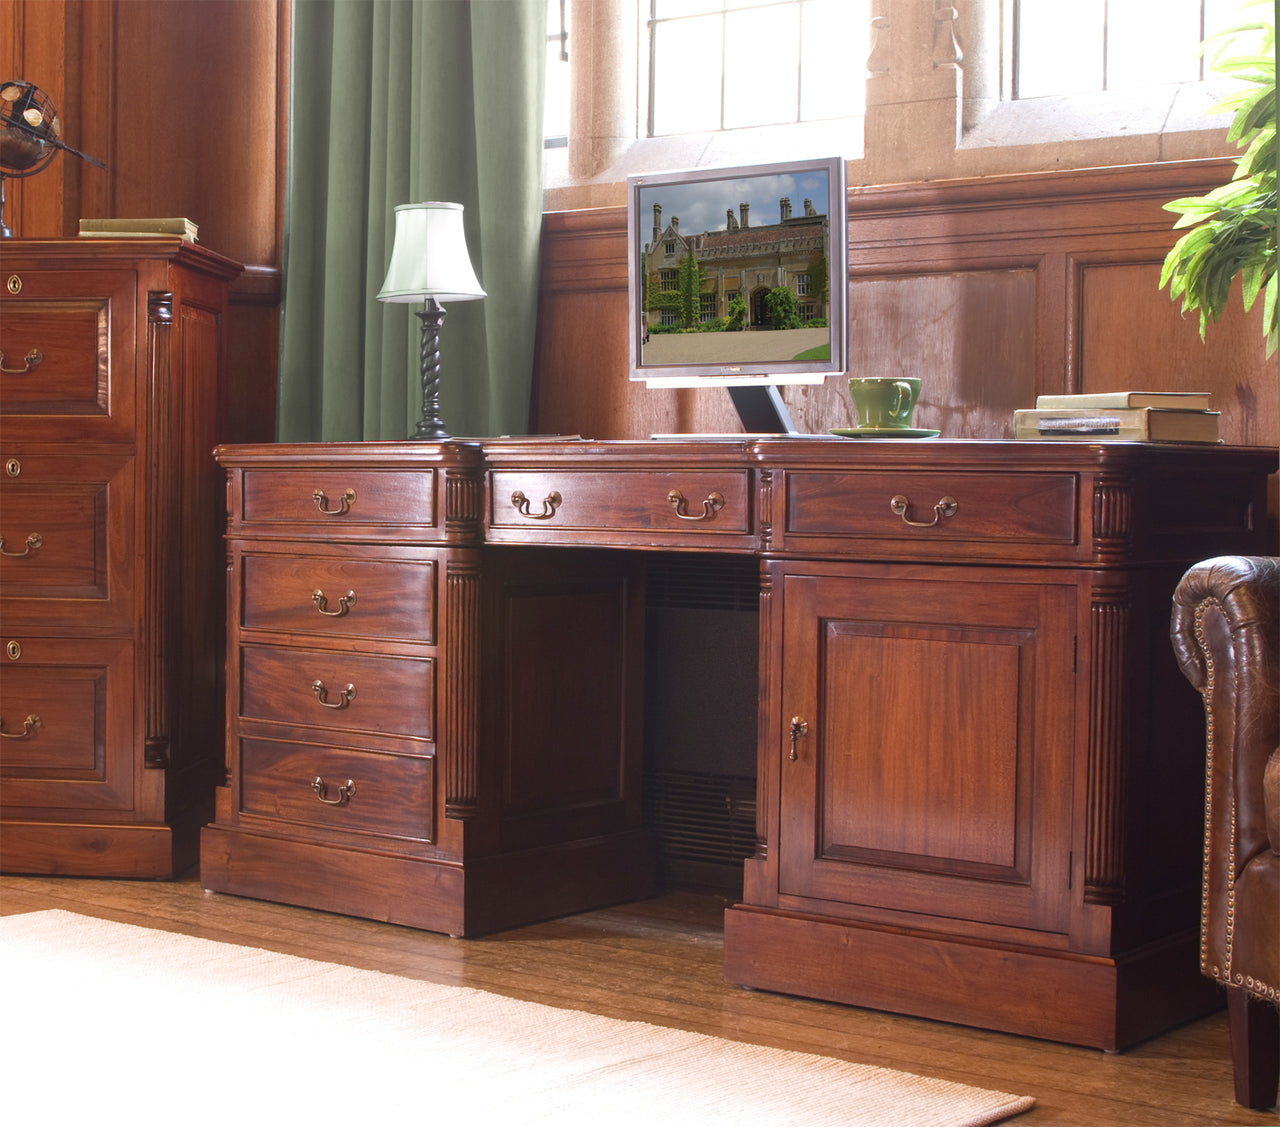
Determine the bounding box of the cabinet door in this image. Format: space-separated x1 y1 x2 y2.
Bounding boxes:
778 566 1076 935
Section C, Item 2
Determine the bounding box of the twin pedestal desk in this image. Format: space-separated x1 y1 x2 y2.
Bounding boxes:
201 436 1275 1051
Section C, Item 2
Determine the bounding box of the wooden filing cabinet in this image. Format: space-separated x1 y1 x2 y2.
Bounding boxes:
0 238 242 876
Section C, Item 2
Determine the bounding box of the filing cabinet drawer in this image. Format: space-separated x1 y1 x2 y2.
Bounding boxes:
240 645 434 739
489 470 752 538
0 268 138 441
0 452 134 626
0 636 136 812
783 470 1079 550
238 469 436 531
241 553 435 643
239 736 434 842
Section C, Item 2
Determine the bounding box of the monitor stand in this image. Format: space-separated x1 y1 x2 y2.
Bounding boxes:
727 385 799 435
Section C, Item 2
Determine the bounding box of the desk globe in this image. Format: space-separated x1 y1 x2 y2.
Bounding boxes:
0 80 104 237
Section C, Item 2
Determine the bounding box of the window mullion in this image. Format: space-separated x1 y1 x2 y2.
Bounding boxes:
719 7 728 132
1101 0 1110 92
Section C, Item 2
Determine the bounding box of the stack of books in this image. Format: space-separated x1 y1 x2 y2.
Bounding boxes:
1013 391 1219 443
79 217 198 241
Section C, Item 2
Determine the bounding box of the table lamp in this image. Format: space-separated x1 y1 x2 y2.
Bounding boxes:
377 201 485 441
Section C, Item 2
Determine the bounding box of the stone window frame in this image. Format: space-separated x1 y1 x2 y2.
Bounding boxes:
544 0 1239 211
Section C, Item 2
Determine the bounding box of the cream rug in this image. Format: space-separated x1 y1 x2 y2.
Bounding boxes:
0 910 1034 1126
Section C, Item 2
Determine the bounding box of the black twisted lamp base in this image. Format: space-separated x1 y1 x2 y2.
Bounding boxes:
411 297 451 441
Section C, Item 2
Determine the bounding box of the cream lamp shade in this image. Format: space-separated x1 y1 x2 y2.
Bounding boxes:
377 201 485 303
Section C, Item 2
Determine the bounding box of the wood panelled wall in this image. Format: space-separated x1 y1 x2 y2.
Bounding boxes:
1 0 286 444
532 160 1278 459
3 3 1275 472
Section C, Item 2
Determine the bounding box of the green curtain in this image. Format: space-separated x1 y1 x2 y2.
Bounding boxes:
279 0 546 441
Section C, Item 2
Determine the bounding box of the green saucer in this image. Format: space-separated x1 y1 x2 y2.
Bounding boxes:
830 427 941 439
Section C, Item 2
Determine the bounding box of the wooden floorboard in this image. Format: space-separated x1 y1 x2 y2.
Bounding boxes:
1 871 1275 1126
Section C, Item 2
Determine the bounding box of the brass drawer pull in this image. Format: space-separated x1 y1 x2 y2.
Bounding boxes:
788 716 808 761
668 489 724 521
0 714 40 740
312 589 356 617
312 775 356 806
511 489 562 520
0 348 43 375
890 494 958 528
0 533 42 558
312 679 356 709
312 487 356 515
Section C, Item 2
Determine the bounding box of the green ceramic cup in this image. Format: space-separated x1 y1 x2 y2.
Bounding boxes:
849 376 921 429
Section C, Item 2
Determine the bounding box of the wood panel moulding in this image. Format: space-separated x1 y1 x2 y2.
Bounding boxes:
443 559 481 820
534 160 1275 447
1084 584 1132 907
4 0 287 445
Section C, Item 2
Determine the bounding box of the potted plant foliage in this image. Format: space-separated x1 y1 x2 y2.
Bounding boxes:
1160 0 1276 357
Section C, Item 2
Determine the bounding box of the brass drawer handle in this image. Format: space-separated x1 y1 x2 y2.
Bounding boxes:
0 533 42 558
0 714 40 740
0 348 43 375
312 487 356 515
788 716 808 761
890 494 958 528
511 489 562 520
668 489 724 521
312 679 356 709
312 589 356 617
312 775 356 806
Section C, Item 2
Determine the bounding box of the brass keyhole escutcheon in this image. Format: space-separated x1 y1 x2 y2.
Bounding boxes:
5 458 20 477
6 274 21 295
6 641 21 661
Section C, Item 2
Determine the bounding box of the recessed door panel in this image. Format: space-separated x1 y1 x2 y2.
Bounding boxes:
779 567 1075 933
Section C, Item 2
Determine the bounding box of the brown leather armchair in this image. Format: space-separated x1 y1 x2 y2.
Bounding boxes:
1171 555 1279 1111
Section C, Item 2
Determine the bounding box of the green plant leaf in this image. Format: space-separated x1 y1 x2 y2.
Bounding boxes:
1160 1 1275 355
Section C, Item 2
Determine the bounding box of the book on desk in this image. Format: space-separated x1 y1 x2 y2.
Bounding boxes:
1014 405 1221 443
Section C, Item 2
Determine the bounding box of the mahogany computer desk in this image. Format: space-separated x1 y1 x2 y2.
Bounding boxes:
201 435 1275 1050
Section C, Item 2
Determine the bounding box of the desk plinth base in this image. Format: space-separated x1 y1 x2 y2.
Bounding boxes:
1 813 205 879
723 905 1222 1051
201 825 658 938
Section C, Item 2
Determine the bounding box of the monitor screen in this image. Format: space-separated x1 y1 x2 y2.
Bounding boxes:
627 156 847 391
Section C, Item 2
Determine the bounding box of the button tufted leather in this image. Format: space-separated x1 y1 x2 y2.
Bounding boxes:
1172 555 1279 1111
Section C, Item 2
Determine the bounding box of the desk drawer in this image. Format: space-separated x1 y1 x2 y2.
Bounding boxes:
240 645 434 739
489 470 751 537
239 736 434 842
241 553 435 643
239 469 435 530
0 269 137 441
784 470 1078 549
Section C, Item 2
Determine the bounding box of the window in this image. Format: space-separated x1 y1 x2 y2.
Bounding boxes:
544 0 570 147
660 269 678 291
646 0 869 137
796 272 810 296
700 291 717 321
1013 0 1244 98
